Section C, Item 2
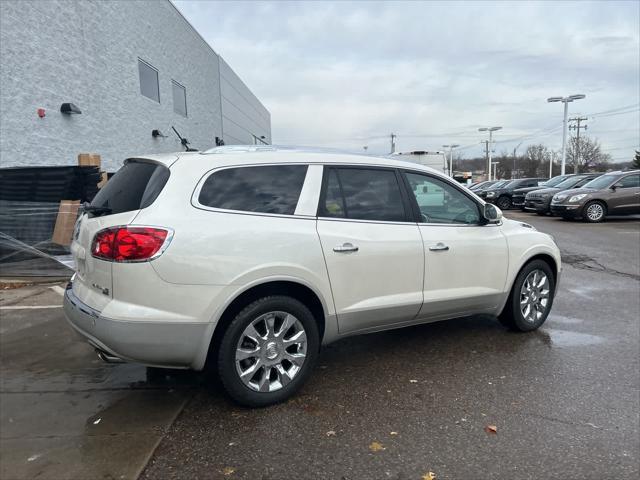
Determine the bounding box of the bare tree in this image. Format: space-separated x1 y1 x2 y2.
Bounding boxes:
493 151 514 179
566 137 612 173
522 144 550 177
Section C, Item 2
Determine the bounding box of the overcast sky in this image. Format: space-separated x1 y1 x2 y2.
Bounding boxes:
174 0 639 161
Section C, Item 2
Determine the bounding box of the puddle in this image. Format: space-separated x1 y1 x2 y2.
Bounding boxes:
548 314 584 325
566 286 601 299
544 329 605 347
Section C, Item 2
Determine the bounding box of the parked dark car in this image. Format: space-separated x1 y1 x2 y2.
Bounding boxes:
511 174 575 210
525 174 602 215
485 177 546 210
550 170 640 222
475 180 511 199
469 180 497 191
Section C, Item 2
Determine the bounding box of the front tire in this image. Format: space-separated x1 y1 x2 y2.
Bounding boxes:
499 260 555 332
217 296 319 407
496 196 512 210
583 200 606 223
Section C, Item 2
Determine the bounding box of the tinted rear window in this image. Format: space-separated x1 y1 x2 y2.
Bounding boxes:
90 160 170 215
320 167 407 222
198 165 308 215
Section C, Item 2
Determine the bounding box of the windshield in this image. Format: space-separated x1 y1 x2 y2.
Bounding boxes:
90 160 170 215
490 180 509 189
555 176 590 189
582 174 616 190
544 175 571 187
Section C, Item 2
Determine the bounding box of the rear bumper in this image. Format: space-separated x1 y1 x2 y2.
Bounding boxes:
550 204 583 218
63 283 209 369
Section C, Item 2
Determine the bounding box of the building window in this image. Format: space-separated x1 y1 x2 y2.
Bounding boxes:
138 59 160 102
172 80 187 117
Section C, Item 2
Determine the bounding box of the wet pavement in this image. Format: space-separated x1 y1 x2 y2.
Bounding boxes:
1 212 638 479
0 286 195 479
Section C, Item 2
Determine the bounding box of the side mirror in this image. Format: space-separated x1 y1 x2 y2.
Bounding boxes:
611 184 617 191
483 203 502 223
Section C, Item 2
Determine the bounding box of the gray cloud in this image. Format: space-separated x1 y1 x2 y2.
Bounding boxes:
175 0 639 161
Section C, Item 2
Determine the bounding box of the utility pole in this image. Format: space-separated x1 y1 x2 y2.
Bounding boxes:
390 133 396 154
569 117 588 174
512 141 523 179
442 144 459 177
482 140 490 180
479 126 502 181
547 94 586 175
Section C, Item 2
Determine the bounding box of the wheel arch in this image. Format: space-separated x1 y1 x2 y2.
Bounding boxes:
498 251 559 317
584 198 609 215
203 280 327 369
524 253 559 285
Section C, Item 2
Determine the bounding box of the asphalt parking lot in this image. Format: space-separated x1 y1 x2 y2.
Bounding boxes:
1 212 638 480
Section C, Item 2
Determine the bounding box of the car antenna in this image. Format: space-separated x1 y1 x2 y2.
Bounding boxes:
171 126 198 152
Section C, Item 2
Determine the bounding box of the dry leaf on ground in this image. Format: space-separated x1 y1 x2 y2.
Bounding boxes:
369 441 386 452
326 430 336 436
222 466 236 476
484 425 497 434
422 472 436 480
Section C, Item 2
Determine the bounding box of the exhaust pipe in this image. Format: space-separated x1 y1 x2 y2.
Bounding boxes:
95 348 125 364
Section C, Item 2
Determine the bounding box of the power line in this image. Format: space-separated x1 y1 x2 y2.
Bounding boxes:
586 103 639 116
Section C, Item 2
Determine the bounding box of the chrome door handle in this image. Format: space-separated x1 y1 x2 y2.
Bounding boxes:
333 242 359 253
429 242 449 251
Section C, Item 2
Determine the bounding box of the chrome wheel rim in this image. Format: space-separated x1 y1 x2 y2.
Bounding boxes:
235 311 307 392
520 269 550 323
586 203 604 221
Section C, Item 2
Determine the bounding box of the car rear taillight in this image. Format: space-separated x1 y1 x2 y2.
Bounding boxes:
91 226 171 262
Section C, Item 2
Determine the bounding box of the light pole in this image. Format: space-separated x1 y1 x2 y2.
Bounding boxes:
442 144 460 177
547 94 586 175
478 127 502 181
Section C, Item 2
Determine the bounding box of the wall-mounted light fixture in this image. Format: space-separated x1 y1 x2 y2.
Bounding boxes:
60 103 81 114
152 129 167 138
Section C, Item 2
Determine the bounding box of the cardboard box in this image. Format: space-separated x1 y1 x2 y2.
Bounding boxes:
51 200 81 246
78 153 101 167
97 171 108 189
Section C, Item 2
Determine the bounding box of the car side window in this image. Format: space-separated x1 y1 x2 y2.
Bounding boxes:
320 168 406 222
615 174 639 189
198 165 308 215
404 172 480 225
575 177 592 187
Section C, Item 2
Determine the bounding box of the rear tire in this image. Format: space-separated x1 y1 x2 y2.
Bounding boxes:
217 296 319 407
582 200 606 223
499 260 555 332
496 196 512 210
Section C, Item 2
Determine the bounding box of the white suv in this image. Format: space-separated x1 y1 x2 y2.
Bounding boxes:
64 146 561 406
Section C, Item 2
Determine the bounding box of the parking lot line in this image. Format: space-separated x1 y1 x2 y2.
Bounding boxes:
0 305 63 310
49 285 66 296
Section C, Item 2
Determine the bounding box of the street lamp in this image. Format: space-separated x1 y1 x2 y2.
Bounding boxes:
478 126 502 181
547 94 586 175
442 144 460 177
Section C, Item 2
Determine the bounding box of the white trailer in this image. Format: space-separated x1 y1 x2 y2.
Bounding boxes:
390 151 449 175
